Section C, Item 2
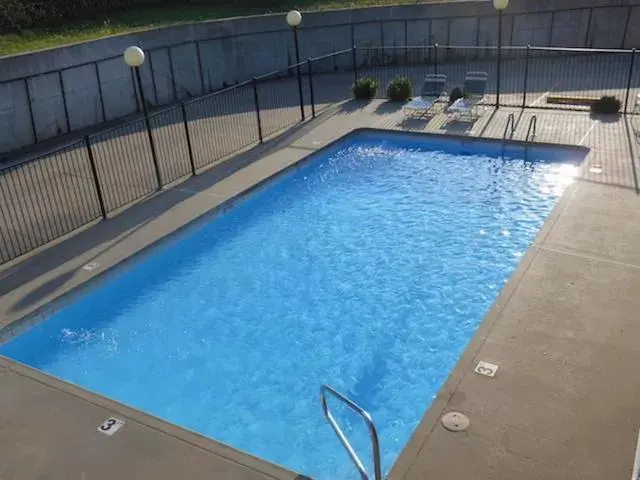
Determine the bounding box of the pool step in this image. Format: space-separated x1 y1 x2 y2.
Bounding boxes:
320 384 383 480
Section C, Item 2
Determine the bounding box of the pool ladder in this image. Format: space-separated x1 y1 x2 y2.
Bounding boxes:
503 113 537 142
503 112 516 140
525 115 537 142
523 115 537 161
320 384 383 480
502 113 537 159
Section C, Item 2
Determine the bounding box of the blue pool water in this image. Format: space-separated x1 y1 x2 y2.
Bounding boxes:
1 131 582 479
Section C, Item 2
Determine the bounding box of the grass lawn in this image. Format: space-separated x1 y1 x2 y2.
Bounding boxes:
0 0 445 56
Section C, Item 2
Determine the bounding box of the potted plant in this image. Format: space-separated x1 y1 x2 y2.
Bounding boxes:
387 76 412 102
448 86 464 105
590 95 621 115
352 78 379 100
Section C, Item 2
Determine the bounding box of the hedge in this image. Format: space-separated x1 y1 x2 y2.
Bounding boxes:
0 0 279 33
0 0 152 32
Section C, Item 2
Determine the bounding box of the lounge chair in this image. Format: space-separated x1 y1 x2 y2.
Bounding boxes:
447 71 488 119
403 74 447 117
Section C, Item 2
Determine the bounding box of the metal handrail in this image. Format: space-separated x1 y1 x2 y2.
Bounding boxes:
503 112 516 140
525 115 537 142
354 45 636 54
310 47 354 62
320 385 382 480
528 45 632 54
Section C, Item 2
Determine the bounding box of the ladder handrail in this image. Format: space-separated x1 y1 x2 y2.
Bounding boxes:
503 112 515 139
320 384 382 480
525 115 537 142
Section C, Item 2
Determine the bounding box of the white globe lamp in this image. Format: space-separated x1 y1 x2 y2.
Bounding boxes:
493 0 509 10
286 10 302 27
123 46 145 67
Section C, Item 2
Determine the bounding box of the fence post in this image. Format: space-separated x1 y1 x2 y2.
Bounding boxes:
84 135 107 220
146 123 162 190
624 49 636 114
404 21 409 66
252 77 264 143
352 45 358 83
434 43 439 75
180 103 197 176
308 58 316 119
133 66 162 190
292 27 306 122
496 10 503 109
522 44 530 109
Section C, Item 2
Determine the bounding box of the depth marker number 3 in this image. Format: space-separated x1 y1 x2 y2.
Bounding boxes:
474 361 499 378
98 417 125 436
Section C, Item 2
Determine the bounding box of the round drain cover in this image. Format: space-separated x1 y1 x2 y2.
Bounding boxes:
441 412 470 432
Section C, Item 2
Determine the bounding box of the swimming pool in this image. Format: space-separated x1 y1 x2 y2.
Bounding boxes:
0 130 585 479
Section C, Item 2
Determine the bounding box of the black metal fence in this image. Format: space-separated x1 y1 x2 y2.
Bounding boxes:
0 139 103 264
0 57 333 265
3 3 636 156
356 45 640 112
2 43 640 265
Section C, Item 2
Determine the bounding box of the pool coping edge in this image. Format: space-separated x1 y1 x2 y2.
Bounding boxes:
386 178 581 480
0 354 300 480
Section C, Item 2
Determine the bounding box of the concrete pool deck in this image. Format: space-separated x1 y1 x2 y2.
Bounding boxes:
2 101 640 479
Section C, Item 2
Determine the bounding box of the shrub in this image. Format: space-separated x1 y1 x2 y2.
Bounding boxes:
352 78 379 100
386 76 412 102
591 95 621 114
449 87 464 105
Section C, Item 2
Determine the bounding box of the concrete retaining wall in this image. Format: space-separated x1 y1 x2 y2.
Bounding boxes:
0 0 638 155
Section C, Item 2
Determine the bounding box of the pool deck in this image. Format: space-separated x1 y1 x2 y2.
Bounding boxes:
2 101 640 479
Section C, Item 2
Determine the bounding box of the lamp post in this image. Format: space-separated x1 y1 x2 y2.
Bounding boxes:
123 46 162 190
286 10 305 121
124 46 148 114
493 0 509 108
